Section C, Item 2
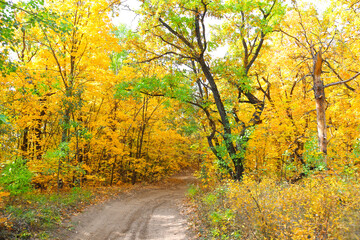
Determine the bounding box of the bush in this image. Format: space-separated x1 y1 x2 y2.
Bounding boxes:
0 158 33 196
188 174 360 239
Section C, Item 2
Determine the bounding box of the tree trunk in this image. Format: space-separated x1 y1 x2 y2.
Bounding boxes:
313 50 327 162
34 106 46 160
21 127 29 159
110 156 117 186
57 107 70 191
198 58 242 179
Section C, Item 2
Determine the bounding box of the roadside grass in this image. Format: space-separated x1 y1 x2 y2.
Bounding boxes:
0 187 93 239
0 184 136 240
187 172 360 240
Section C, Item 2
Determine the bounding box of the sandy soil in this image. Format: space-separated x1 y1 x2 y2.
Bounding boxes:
54 175 195 240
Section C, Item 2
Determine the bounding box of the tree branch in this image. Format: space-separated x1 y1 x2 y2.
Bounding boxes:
324 72 360 88
158 17 194 50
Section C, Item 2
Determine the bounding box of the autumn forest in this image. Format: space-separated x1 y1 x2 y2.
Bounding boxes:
1 0 360 239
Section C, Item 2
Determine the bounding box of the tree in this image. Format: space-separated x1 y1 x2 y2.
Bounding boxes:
0 0 62 73
123 0 285 180
279 2 360 166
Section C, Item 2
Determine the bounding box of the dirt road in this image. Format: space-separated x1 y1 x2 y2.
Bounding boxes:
55 175 195 240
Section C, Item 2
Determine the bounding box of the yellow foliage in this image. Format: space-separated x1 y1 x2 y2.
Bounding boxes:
190 174 360 239
0 188 9 208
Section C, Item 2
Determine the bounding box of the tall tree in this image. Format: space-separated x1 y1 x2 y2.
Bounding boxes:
123 0 285 179
279 2 360 165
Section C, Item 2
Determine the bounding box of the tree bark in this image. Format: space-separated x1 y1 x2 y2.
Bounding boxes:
21 127 29 159
57 105 70 191
198 58 243 179
34 104 46 160
110 156 117 186
313 50 327 160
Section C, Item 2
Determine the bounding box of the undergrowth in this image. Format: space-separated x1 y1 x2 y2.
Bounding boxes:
187 172 360 239
0 187 93 239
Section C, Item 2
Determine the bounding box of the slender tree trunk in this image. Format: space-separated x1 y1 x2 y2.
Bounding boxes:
34 106 46 160
21 127 29 159
136 97 147 158
110 156 117 186
313 50 327 162
57 107 70 191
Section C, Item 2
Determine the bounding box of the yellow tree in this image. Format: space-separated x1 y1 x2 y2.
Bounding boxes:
245 1 360 180
15 0 119 189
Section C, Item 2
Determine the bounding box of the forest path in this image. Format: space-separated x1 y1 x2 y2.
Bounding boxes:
54 175 195 240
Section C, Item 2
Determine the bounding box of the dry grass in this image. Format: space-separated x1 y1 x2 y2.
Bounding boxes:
187 173 360 239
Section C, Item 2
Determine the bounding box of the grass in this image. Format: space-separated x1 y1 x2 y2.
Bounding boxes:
0 182 137 239
0 187 93 239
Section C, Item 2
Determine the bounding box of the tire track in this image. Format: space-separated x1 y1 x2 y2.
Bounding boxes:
55 175 195 240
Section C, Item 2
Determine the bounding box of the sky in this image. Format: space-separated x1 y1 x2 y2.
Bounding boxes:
112 0 332 59
114 0 332 28
296 0 331 11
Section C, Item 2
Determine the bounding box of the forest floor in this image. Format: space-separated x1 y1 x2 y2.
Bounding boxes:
51 174 196 240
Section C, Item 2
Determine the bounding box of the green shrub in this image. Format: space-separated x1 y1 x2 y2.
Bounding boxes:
0 158 33 196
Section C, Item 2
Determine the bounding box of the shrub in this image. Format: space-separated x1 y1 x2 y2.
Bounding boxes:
0 158 33 196
189 174 360 239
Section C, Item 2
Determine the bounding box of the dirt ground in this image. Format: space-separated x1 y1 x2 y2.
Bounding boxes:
53 175 196 240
